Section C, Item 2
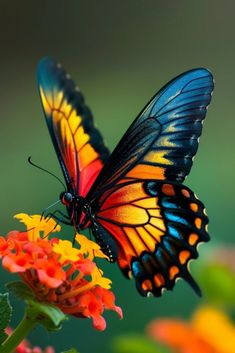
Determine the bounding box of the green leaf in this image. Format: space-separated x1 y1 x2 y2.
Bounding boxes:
6 281 35 301
6 282 67 332
111 334 170 353
0 293 12 344
62 348 80 353
26 300 67 331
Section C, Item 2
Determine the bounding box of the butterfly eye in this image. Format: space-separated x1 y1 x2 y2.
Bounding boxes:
60 192 73 205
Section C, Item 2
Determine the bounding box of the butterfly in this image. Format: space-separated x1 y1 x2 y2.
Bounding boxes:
37 57 214 297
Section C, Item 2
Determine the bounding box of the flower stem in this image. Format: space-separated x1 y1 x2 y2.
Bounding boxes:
1 314 36 353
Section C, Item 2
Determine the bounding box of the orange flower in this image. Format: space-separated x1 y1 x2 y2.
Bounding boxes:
72 286 123 331
148 318 217 353
2 252 32 273
0 214 122 331
36 258 66 288
147 305 235 353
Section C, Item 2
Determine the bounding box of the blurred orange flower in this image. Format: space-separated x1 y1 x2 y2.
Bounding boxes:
0 214 122 331
147 305 235 353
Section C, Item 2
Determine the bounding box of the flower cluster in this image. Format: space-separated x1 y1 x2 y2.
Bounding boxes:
147 305 235 353
0 214 122 331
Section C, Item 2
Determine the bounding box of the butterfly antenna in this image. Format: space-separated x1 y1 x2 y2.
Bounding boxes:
40 200 61 220
28 156 66 190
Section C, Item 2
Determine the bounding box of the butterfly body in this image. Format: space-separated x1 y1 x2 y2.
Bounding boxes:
60 191 88 227
37 58 213 297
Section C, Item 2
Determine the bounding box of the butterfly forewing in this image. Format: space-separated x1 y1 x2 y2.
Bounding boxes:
37 58 110 197
87 69 213 200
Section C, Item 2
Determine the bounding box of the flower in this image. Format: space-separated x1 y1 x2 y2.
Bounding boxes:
0 214 122 331
147 305 235 353
75 233 109 260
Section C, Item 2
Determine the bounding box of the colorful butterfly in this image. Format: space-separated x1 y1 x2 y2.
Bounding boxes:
37 58 214 297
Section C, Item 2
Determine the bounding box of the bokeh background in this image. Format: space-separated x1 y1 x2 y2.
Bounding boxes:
0 1 235 352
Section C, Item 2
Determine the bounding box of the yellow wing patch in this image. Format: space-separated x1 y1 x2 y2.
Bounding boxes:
144 150 173 165
99 204 149 225
39 83 106 196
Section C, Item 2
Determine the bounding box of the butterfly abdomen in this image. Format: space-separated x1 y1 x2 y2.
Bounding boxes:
91 221 118 263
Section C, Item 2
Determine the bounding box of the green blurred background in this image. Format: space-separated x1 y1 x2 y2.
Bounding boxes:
0 1 235 352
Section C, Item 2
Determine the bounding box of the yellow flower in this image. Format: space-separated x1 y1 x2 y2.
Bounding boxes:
91 267 112 289
148 305 235 353
192 306 235 353
14 213 60 241
76 233 108 260
52 240 80 263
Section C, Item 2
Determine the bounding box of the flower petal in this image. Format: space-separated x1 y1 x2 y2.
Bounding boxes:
76 233 108 260
91 267 112 289
75 257 96 275
92 314 106 331
52 240 80 263
35 259 66 288
14 214 60 241
94 286 123 319
2 253 31 272
192 306 235 353
147 316 224 353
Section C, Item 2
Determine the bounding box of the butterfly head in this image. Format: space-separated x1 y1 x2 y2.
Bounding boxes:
60 192 85 210
60 192 74 206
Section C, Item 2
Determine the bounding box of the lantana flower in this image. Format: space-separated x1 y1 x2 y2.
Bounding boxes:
147 305 235 353
0 214 122 331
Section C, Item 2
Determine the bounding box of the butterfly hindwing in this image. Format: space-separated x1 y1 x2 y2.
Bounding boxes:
93 181 209 297
37 57 110 197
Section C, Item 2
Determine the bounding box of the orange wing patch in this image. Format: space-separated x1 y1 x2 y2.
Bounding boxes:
126 164 165 180
100 204 149 225
98 182 165 231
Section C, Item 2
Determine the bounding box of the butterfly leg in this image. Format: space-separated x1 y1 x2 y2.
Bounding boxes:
52 210 71 220
45 210 72 225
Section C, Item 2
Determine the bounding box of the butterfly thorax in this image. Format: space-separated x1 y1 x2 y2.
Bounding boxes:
60 191 117 261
